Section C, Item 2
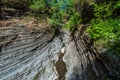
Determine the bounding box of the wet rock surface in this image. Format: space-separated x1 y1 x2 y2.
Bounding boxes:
0 23 119 80
55 53 67 80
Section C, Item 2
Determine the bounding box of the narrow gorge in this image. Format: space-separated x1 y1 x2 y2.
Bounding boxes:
0 21 119 80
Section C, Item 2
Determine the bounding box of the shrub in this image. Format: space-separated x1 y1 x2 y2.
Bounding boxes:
45 0 82 30
90 1 114 20
88 17 120 49
29 0 46 11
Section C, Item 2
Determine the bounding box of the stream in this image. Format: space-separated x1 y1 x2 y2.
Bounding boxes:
55 53 67 80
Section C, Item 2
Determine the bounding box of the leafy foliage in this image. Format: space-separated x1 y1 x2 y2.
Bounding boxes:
90 1 114 19
87 4 120 55
88 18 120 41
29 0 82 29
87 1 120 55
29 0 46 11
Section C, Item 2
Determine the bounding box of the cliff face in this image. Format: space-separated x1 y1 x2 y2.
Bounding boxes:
0 19 119 80
0 23 62 80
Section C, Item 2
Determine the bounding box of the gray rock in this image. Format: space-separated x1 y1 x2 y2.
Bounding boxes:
0 25 118 80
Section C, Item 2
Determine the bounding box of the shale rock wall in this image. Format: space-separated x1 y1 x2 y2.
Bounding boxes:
0 21 119 80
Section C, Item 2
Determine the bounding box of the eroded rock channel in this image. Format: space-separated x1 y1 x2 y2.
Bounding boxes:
55 52 67 80
0 22 119 80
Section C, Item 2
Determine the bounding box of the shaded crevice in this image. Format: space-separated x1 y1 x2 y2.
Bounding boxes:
46 27 61 43
73 35 101 80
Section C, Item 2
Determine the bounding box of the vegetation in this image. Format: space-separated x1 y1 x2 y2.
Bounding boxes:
88 18 120 51
87 1 120 55
86 1 120 75
0 0 120 79
1 0 120 55
29 0 82 30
